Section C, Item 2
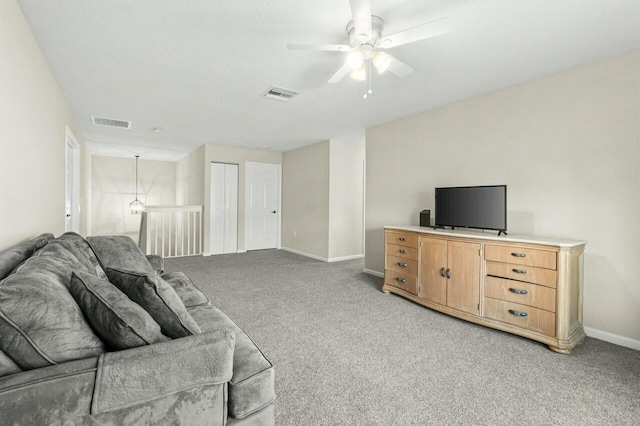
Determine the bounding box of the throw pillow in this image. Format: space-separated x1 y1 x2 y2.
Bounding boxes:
105 268 202 338
70 271 169 350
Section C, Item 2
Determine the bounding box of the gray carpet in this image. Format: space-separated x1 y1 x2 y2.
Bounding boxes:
165 250 640 425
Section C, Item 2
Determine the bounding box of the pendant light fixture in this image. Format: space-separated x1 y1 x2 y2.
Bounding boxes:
129 155 144 214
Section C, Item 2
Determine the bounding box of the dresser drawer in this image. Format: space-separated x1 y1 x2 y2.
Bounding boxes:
484 298 556 337
386 255 418 277
385 231 419 249
384 270 417 295
386 243 418 261
486 261 557 288
484 276 556 312
485 245 557 270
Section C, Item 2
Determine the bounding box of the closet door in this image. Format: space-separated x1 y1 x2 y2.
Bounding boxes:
210 163 238 255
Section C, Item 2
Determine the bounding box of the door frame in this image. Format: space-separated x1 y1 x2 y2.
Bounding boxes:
244 161 281 251
65 127 81 233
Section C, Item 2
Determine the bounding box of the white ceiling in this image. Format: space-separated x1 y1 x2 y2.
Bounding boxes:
18 0 640 160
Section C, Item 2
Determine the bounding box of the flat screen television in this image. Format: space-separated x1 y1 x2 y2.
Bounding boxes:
435 185 507 233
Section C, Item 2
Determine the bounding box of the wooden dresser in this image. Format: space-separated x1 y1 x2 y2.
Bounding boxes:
382 226 586 354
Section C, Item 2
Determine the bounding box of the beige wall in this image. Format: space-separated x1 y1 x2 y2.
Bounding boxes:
365 51 640 342
203 144 282 253
91 156 176 241
0 0 89 249
282 141 331 259
328 141 365 259
282 139 365 260
176 146 205 206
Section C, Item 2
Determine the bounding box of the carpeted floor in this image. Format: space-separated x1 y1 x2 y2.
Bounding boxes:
165 250 640 425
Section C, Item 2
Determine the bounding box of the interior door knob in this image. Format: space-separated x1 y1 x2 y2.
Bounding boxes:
271 210 277 214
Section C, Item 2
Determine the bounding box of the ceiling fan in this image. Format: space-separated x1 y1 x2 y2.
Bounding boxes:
288 0 451 97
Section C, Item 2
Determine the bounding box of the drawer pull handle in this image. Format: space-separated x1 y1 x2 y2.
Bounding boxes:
512 269 527 274
399 249 406 254
446 268 451 279
396 278 406 284
509 309 528 317
511 252 526 258
398 262 408 268
399 237 406 241
509 288 528 295
440 267 446 278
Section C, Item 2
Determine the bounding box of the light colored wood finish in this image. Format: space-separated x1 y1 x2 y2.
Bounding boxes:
418 237 448 305
382 227 586 354
386 243 418 261
385 231 419 248
484 276 556 312
386 255 418 277
384 269 417 295
447 241 481 315
485 261 557 288
483 298 556 337
485 244 557 270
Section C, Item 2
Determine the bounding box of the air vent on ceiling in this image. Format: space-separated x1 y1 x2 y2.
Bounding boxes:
261 86 299 102
91 116 132 129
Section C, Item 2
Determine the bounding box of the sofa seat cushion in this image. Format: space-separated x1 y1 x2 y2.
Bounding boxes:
70 271 169 350
87 236 155 275
162 272 209 308
106 268 202 339
0 233 53 280
187 304 275 419
0 243 105 369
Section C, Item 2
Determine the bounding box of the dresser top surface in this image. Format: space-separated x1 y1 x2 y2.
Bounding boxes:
385 225 586 248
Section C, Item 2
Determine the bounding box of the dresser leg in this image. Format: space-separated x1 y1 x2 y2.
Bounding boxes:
381 285 390 294
548 345 571 355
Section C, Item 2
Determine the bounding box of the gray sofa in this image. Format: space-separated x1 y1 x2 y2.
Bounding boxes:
0 232 275 425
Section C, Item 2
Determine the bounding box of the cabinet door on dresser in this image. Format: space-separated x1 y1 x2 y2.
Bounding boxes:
447 241 481 315
418 237 448 305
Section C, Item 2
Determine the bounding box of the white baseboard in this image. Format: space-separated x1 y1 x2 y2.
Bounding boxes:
237 250 247 254
584 327 640 351
328 254 364 263
281 247 328 262
363 268 384 278
202 252 210 257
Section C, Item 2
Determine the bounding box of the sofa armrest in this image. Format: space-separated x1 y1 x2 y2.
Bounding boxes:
92 330 235 414
0 331 235 424
146 254 164 275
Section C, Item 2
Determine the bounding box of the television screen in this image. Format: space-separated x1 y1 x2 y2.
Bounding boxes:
435 185 506 232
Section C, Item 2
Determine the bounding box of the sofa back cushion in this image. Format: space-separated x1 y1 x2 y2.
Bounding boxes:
0 233 53 280
86 236 154 274
70 271 169 350
0 240 105 369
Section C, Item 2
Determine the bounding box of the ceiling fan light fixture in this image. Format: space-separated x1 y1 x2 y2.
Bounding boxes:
372 52 392 74
350 64 366 81
346 50 364 70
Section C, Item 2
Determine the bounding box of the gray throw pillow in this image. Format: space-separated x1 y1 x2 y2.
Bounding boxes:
70 271 169 350
105 268 202 338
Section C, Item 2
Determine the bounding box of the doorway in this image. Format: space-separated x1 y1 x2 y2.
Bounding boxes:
65 127 80 233
245 162 281 251
210 162 238 255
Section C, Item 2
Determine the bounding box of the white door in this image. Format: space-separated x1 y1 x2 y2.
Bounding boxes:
245 162 281 251
65 127 80 233
210 163 238 255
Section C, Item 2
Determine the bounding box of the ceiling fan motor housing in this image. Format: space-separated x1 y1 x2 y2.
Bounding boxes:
347 15 384 48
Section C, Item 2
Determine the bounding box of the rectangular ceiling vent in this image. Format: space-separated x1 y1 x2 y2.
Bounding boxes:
261 86 299 102
91 116 132 129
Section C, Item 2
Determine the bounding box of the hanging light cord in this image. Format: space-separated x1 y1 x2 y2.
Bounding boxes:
135 155 139 200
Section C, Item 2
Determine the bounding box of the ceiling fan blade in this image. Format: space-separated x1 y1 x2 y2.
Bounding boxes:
328 63 351 84
287 43 351 52
379 17 451 49
386 56 413 78
349 0 372 41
